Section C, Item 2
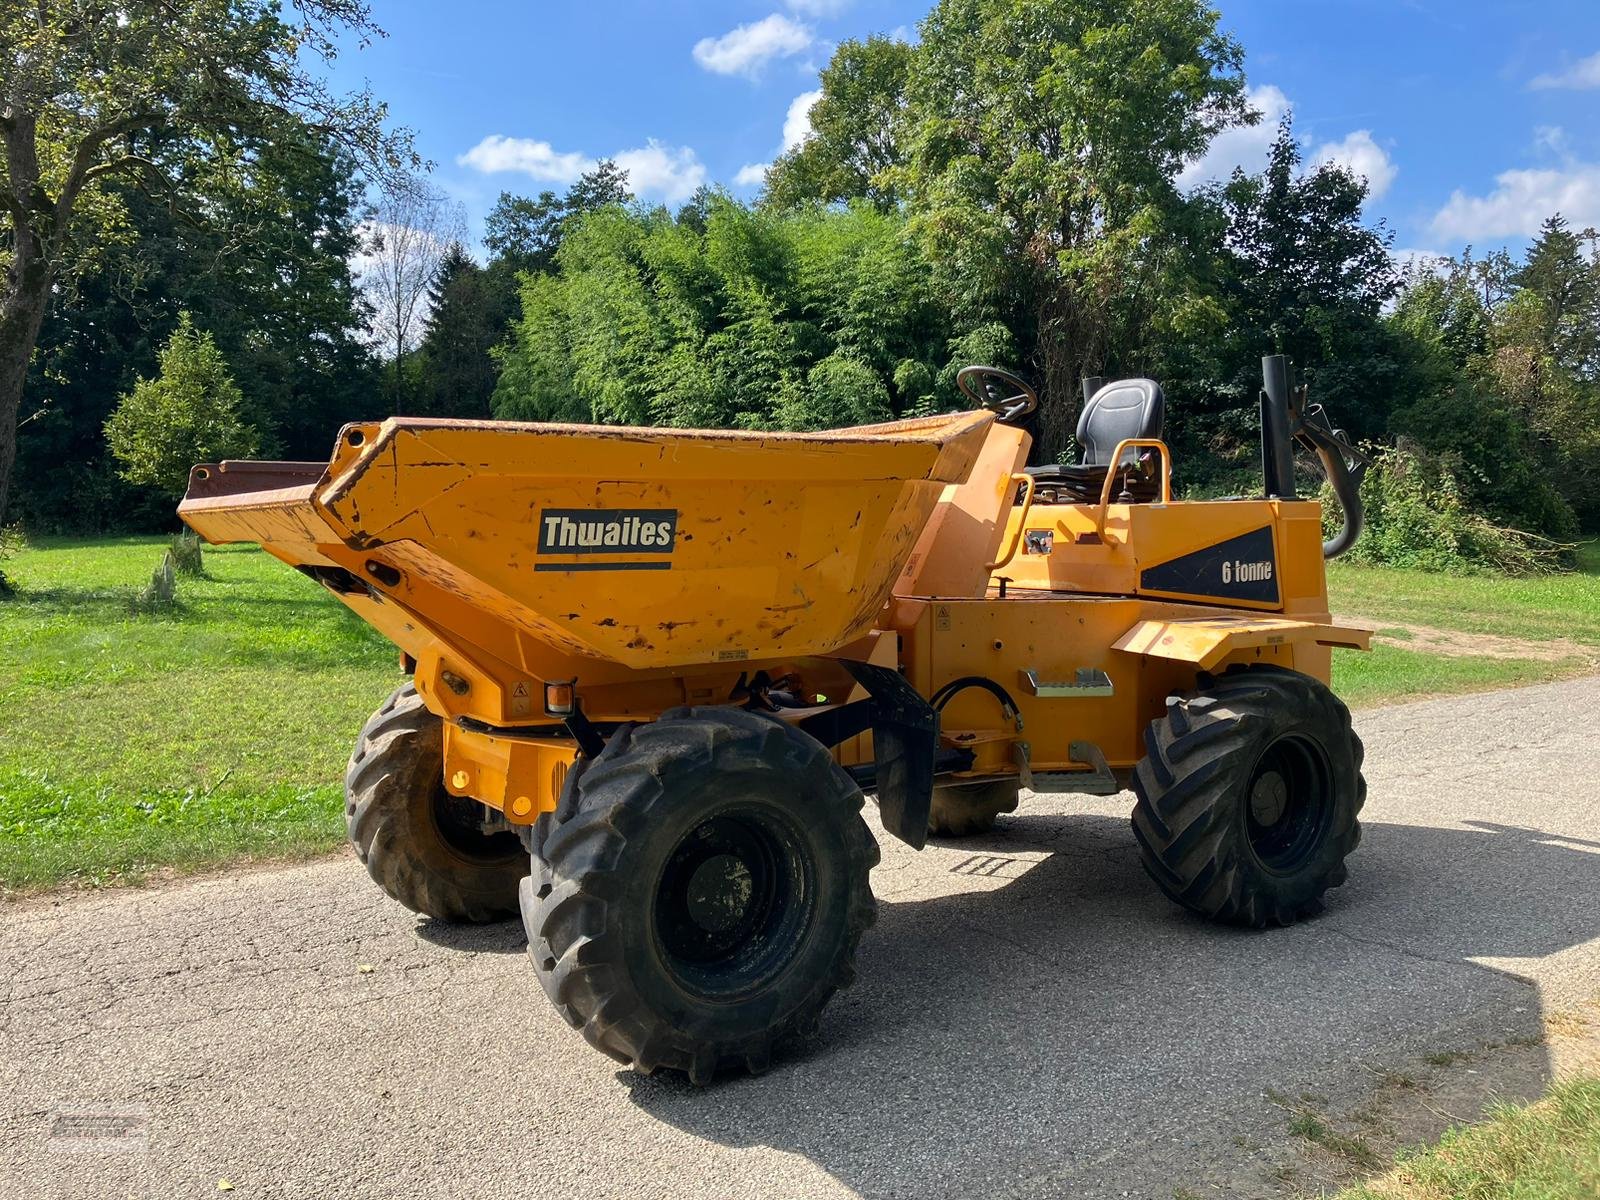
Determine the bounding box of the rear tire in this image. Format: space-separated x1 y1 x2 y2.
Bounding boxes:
927 777 1020 837
1131 665 1364 928
522 707 878 1084
346 685 527 923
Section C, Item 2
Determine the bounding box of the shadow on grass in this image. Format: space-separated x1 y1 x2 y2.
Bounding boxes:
8 583 347 615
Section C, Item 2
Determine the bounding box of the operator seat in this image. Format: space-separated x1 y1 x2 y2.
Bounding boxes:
1026 377 1165 503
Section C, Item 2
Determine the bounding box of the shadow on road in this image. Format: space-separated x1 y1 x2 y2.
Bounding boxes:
413 914 526 954
616 812 1600 1199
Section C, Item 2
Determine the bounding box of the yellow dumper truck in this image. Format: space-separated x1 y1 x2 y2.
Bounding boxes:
180 356 1370 1083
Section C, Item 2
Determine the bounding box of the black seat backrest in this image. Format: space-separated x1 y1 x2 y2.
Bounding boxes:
1077 378 1165 467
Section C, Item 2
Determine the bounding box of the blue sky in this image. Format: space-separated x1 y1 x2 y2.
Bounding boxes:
328 1 1600 261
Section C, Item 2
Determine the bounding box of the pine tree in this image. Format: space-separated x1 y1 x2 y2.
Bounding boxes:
1514 215 1600 370
417 244 517 418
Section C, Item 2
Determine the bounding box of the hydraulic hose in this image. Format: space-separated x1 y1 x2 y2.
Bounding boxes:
1294 414 1368 560
928 676 1024 732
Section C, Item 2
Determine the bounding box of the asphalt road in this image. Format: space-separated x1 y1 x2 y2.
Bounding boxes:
5 677 1600 1200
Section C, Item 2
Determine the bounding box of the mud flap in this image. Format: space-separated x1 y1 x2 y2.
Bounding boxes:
842 662 938 851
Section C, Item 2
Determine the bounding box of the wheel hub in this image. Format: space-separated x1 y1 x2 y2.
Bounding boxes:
1243 735 1333 873
653 808 815 1000
684 853 755 934
1249 770 1290 827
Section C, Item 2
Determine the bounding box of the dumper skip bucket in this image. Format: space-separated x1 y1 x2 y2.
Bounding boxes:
181 411 993 669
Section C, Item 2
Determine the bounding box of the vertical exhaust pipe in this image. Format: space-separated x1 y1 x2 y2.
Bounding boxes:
1260 355 1297 500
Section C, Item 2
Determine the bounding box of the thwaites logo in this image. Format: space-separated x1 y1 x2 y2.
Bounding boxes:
1140 526 1280 604
535 508 678 572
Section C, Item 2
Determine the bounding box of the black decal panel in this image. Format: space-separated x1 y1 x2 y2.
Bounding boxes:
536 508 679 572
1140 526 1280 604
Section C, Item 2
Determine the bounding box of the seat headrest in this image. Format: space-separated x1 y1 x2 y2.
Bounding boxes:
1077 378 1165 467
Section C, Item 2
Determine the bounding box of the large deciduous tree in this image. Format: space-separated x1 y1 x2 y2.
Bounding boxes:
900 0 1252 456
1163 119 1399 454
0 0 412 520
483 160 634 275
764 37 914 211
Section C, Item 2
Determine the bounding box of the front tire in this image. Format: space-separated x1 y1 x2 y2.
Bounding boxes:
1131 665 1364 928
346 685 527 923
523 707 878 1084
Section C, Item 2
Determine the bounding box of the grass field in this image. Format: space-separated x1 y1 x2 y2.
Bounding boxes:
0 535 1596 893
1336 1077 1600 1199
0 538 400 891
1329 542 1600 647
1325 544 1600 707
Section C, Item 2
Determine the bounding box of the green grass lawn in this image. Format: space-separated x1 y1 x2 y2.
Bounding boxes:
1325 542 1600 707
1 535 1597 894
1328 543 1600 646
0 537 401 892
1338 1077 1600 1199
1328 642 1581 710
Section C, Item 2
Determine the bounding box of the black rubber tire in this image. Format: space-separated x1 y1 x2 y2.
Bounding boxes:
346 684 527 923
1131 665 1365 928
927 777 1021 837
521 706 879 1084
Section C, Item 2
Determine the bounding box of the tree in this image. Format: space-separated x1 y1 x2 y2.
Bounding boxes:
484 190 567 276
765 37 914 211
415 242 516 418
897 0 1252 457
1167 119 1399 452
0 0 413 521
566 160 631 214
182 130 378 458
1513 215 1600 372
1377 230 1599 542
483 160 634 275
362 176 465 406
10 132 379 532
493 196 976 431
1489 216 1600 528
105 313 256 498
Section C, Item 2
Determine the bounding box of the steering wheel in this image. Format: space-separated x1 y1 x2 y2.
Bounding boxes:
957 365 1039 424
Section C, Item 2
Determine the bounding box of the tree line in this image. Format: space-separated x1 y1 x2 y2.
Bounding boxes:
5 0 1598 562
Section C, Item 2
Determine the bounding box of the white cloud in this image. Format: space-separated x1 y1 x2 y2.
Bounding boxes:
1311 130 1398 199
456 135 590 184
1431 163 1600 240
733 91 822 192
786 0 851 15
1177 84 1291 188
782 89 823 153
693 14 813 79
612 140 708 205
1178 85 1395 206
1534 125 1571 156
1530 51 1600 91
459 135 707 205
